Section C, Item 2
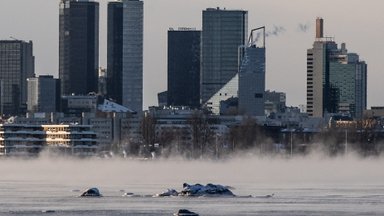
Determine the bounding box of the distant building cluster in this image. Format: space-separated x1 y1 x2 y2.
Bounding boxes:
306 18 367 119
0 1 379 158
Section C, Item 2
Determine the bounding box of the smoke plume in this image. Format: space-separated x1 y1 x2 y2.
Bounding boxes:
298 23 310 32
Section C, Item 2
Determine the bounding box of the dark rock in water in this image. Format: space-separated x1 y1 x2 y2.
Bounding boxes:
41 210 56 213
179 183 235 197
173 209 199 216
154 188 179 197
256 193 275 198
123 192 134 196
80 188 102 197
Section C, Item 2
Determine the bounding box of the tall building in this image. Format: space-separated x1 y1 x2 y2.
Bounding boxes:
27 75 60 113
59 0 99 96
238 27 266 116
264 90 286 115
306 18 367 118
201 8 248 107
107 1 123 104
122 0 143 112
0 40 35 116
167 28 201 108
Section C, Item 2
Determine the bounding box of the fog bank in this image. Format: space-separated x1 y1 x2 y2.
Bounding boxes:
1 154 383 193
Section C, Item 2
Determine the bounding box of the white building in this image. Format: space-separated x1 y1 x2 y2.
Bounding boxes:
0 124 97 157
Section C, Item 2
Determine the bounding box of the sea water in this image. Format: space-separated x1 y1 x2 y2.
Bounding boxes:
1 155 384 215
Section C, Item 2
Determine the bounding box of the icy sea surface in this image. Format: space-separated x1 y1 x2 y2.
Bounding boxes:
1 156 384 216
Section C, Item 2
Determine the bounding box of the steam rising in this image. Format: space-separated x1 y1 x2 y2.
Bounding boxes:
254 25 286 42
265 25 286 37
298 23 310 32
1 153 383 193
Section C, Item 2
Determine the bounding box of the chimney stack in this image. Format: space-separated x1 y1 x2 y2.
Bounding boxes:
316 17 323 38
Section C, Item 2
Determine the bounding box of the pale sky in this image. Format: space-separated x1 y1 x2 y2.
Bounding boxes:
1 0 383 110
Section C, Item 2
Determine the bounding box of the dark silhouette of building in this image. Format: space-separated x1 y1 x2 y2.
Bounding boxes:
59 0 99 96
107 1 123 104
0 40 35 116
167 28 201 108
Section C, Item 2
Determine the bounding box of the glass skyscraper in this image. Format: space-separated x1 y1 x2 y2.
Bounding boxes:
167 28 201 108
122 0 143 112
201 8 248 107
238 45 266 116
107 1 123 104
0 40 35 116
59 0 99 96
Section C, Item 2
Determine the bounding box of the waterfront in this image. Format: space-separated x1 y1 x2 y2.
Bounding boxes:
1 156 384 215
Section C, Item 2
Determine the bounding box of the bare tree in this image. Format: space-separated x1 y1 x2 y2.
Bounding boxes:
188 111 214 158
140 112 157 157
229 116 263 152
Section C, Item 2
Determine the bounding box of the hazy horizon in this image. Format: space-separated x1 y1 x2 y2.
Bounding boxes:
1 0 383 110
1 154 384 189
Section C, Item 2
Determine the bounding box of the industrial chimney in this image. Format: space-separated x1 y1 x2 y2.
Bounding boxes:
316 17 323 38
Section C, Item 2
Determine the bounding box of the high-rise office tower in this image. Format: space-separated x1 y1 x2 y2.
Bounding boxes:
238 27 266 116
122 0 143 112
201 8 248 108
107 0 123 104
306 18 367 118
167 28 201 108
0 40 35 116
59 0 99 96
27 75 60 113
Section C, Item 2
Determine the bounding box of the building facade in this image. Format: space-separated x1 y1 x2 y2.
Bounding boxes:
107 1 123 104
238 27 266 116
61 94 98 116
122 0 143 112
328 51 367 118
27 75 60 113
265 90 286 116
0 124 97 157
167 28 201 108
98 67 107 96
0 40 35 116
306 18 367 118
59 0 99 96
201 8 248 106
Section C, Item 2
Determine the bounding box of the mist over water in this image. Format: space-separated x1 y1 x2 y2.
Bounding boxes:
1 154 384 215
1 154 383 190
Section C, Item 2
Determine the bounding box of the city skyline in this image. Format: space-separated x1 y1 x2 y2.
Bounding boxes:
0 0 383 109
